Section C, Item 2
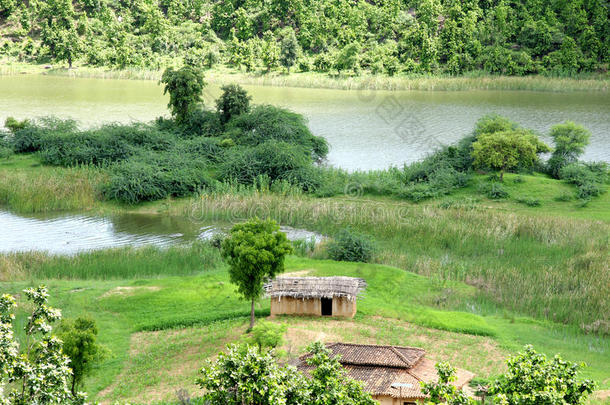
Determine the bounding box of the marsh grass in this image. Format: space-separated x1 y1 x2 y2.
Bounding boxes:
2 62 608 92
188 192 609 331
0 156 105 213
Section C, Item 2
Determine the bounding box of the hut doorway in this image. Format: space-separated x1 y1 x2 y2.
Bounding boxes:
321 298 333 316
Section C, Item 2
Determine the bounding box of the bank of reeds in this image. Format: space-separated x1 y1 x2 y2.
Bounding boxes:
2 61 607 92
186 192 610 333
0 166 105 213
0 242 222 280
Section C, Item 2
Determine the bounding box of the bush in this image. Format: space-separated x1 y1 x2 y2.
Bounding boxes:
218 141 314 187
224 105 328 161
479 182 509 199
0 145 13 159
11 117 78 154
181 109 223 138
327 228 375 263
516 197 541 207
103 151 214 204
559 162 608 200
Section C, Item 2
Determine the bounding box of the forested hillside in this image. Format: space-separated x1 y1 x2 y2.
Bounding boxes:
0 0 608 76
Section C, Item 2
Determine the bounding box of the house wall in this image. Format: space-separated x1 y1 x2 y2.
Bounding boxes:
372 395 423 405
270 296 356 318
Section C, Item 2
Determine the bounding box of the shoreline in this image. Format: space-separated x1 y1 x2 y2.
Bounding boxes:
1 62 608 92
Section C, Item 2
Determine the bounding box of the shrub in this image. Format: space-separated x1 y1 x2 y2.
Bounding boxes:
103 151 214 204
0 145 13 159
559 162 608 200
516 197 541 207
181 109 223 138
224 105 328 161
11 117 78 154
479 182 509 199
473 114 518 136
327 228 375 263
547 121 591 178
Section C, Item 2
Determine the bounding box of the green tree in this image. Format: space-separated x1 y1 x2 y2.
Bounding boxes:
547 121 591 178
160 66 206 123
279 27 300 73
472 130 550 180
334 43 361 75
57 317 106 395
221 218 292 329
489 345 595 404
0 286 86 404
261 31 279 72
305 342 376 405
216 84 252 125
421 362 474 404
39 0 81 68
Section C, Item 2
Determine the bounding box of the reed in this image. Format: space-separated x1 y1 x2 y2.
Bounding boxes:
0 165 104 213
185 192 610 332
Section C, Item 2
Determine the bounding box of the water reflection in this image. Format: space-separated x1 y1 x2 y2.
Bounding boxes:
0 210 324 255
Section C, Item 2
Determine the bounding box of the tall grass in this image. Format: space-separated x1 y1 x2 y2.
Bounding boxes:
0 166 105 213
186 192 610 332
1 242 222 280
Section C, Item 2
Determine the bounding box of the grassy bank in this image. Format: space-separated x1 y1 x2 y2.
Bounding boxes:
1 61 608 92
1 249 608 403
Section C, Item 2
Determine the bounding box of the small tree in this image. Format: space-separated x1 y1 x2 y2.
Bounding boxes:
197 344 308 405
221 218 292 329
472 130 550 180
421 362 474 404
243 320 287 351
305 342 376 405
261 31 279 72
489 345 595 404
216 84 252 125
57 316 106 395
279 27 300 73
160 66 206 123
547 121 591 178
334 43 361 75
0 286 86 404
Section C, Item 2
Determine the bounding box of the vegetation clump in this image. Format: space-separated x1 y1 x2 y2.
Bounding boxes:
327 228 376 263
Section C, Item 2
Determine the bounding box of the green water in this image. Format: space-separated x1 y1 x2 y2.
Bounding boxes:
1 75 609 170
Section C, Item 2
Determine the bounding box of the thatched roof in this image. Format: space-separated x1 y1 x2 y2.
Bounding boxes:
265 277 366 300
295 343 474 400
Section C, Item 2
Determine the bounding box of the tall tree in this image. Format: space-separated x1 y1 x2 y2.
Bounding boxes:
160 66 206 123
221 218 292 329
39 0 81 68
279 27 300 73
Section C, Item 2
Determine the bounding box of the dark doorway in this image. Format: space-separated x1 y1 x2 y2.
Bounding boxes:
321 298 333 316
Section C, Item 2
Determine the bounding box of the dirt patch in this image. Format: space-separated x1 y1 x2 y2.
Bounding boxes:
100 286 161 298
594 390 610 400
279 269 312 277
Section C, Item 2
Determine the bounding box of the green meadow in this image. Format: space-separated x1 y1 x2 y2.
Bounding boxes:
1 247 608 404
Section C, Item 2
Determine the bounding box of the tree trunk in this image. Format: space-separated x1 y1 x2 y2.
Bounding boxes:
71 375 76 395
249 299 255 330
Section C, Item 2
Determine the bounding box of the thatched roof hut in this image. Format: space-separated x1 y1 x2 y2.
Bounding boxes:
265 276 367 318
295 343 474 404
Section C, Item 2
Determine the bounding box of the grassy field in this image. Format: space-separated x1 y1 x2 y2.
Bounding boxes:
1 248 608 404
1 60 609 92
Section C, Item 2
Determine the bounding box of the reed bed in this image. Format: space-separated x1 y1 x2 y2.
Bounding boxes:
186 192 609 332
1 242 222 280
0 166 104 213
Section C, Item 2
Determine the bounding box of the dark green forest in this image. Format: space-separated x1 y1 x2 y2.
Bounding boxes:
0 0 608 76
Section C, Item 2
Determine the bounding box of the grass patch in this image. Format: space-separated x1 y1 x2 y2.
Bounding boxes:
2 63 609 92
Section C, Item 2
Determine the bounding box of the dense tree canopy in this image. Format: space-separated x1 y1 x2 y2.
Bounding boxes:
1 0 607 76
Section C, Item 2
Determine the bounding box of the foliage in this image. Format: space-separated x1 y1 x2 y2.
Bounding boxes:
57 317 106 395
489 345 595 404
421 362 474 404
216 84 252 125
472 130 550 180
0 286 86 404
196 344 306 405
161 66 206 123
221 218 292 328
3 0 607 76
304 342 376 405
243 320 287 351
559 162 608 200
547 121 591 179
327 228 375 263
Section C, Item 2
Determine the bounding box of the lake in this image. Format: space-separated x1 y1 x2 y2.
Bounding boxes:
1 75 608 171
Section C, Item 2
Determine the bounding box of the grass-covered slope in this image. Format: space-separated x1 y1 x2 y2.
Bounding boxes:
1 251 608 403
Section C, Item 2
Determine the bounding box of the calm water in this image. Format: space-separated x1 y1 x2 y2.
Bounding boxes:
0 210 323 255
1 75 608 171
